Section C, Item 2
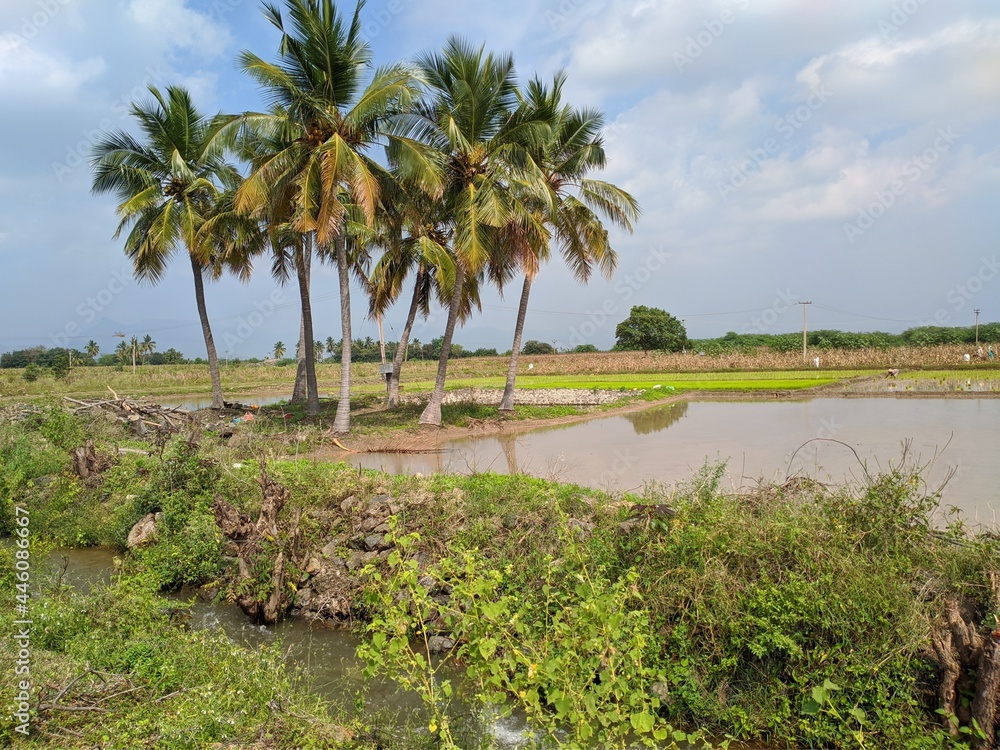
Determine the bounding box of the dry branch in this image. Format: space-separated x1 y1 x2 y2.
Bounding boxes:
63 396 196 434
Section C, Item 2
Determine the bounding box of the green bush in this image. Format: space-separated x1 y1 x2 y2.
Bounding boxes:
0 572 349 747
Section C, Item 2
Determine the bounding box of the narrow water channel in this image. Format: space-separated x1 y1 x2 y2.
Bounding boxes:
43 548 537 749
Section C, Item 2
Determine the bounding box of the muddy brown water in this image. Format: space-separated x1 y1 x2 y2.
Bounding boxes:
157 394 298 410
343 398 1000 524
36 548 536 748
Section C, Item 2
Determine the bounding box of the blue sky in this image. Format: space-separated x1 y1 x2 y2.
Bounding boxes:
1 0 998 359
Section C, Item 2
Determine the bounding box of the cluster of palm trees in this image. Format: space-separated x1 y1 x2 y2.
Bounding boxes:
112 334 157 366
90 0 638 432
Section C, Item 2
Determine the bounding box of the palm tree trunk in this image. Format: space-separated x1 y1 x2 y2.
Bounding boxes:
295 240 320 416
499 274 532 413
190 254 224 409
388 265 425 408
333 236 352 433
291 249 310 403
420 263 465 426
499 431 518 474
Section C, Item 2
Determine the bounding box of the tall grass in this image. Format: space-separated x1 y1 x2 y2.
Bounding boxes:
0 346 993 402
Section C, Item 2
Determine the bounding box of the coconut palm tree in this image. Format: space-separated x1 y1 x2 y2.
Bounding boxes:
413 37 550 426
85 340 99 360
498 74 640 412
225 0 435 429
366 179 452 407
140 334 156 363
114 341 131 366
273 341 286 359
91 85 240 408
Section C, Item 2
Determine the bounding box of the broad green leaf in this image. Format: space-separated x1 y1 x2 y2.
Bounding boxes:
630 711 655 733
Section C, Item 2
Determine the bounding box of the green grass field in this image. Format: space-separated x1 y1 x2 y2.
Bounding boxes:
8 357 994 405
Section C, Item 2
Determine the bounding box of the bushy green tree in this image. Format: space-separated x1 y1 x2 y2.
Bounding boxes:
614 306 687 353
522 340 556 355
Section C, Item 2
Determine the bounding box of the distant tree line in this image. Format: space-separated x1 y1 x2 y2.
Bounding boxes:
8 322 996 375
689 324 1000 355
1 344 188 370
306 337 502 364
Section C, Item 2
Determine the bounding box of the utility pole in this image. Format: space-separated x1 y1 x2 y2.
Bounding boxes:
975 308 981 347
377 315 387 365
798 301 812 363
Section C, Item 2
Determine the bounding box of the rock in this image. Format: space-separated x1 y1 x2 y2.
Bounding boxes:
361 516 382 533
304 555 323 575
617 520 642 535
127 513 158 548
321 541 339 559
428 636 455 653
295 588 314 607
346 550 377 571
364 534 384 552
650 682 671 703
418 575 436 592
339 495 357 513
373 522 390 534
567 519 594 538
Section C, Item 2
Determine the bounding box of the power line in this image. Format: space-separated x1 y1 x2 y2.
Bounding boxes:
811 303 924 325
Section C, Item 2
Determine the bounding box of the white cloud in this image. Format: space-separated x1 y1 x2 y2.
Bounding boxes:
127 0 233 59
798 19 1000 125
0 33 104 93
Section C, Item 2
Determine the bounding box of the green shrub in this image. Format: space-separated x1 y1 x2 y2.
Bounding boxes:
0 572 349 747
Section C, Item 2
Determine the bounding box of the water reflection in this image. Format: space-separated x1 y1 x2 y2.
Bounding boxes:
346 399 1000 522
156 393 303 411
623 400 689 435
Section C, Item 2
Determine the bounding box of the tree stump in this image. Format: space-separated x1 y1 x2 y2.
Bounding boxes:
931 573 1000 746
70 440 104 479
211 460 302 625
